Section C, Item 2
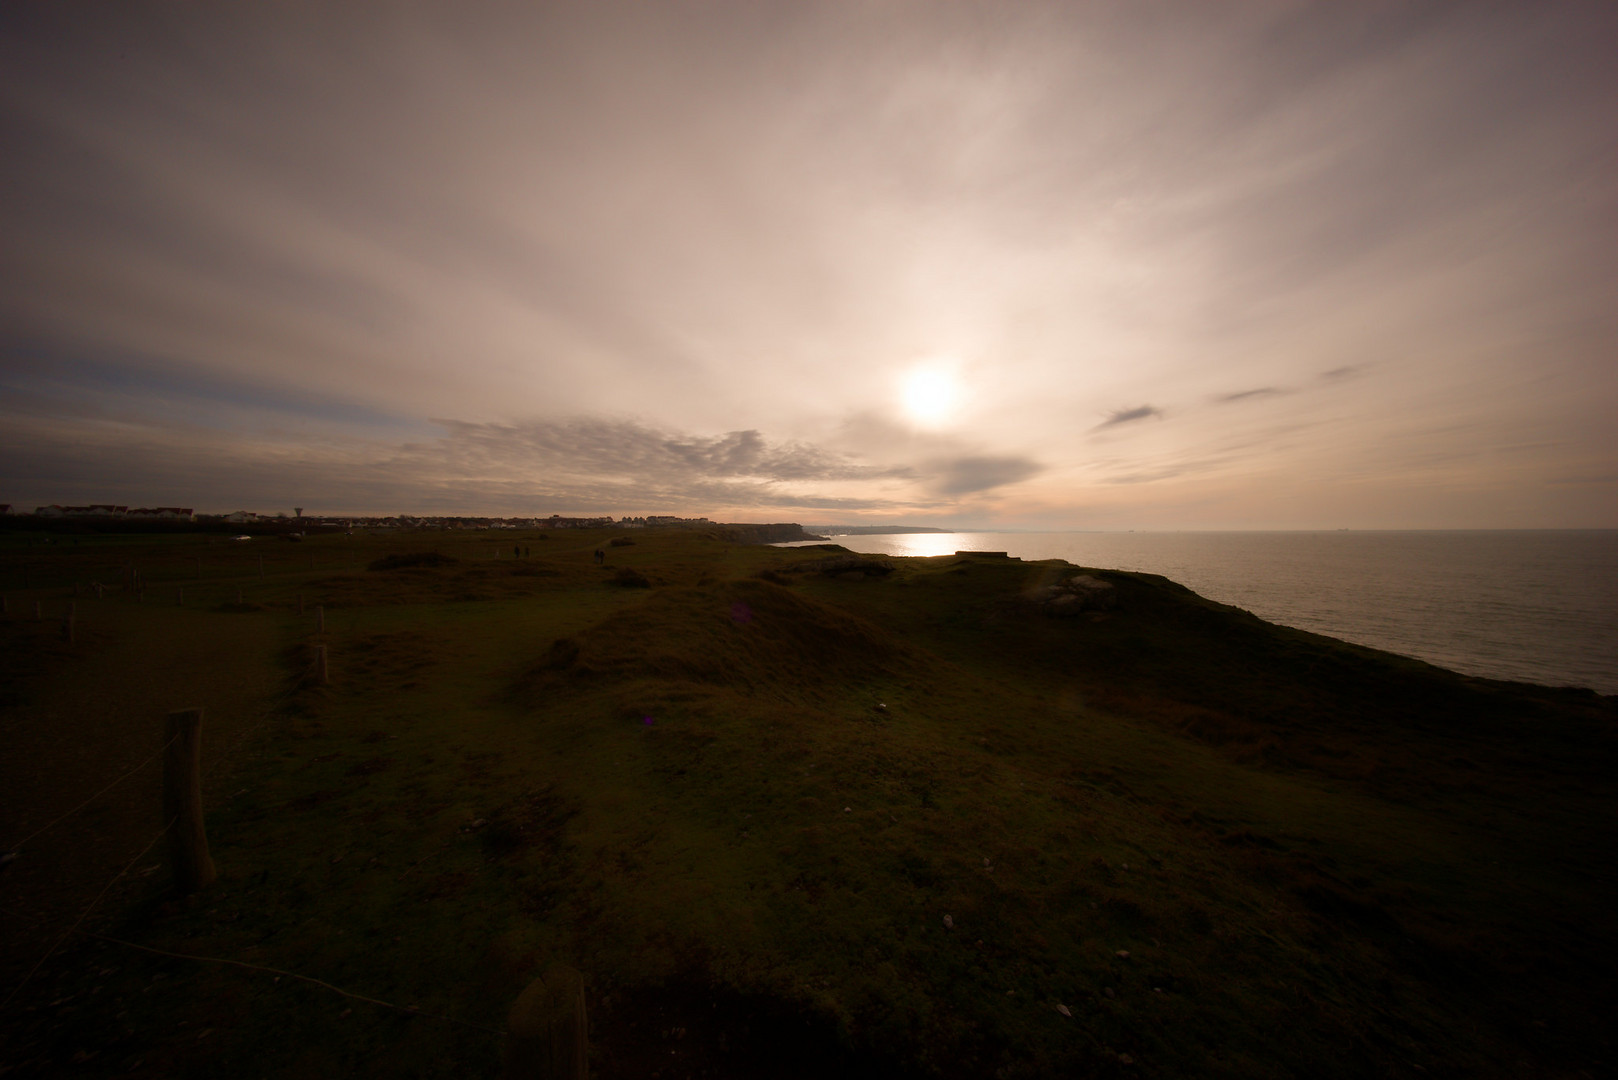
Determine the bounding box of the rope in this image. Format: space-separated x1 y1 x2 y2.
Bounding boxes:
80 933 503 1034
5 733 180 853
0 816 176 1013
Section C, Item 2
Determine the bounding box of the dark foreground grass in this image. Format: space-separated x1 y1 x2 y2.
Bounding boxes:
1 528 1613 1077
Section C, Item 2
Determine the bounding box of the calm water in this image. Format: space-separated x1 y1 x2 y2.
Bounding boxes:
778 531 1618 695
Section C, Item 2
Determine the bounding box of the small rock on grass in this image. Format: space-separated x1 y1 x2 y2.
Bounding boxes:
943 914 954 930
1116 950 1130 959
1056 1003 1072 1017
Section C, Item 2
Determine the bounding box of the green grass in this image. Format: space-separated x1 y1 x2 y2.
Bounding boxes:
1 528 1613 1077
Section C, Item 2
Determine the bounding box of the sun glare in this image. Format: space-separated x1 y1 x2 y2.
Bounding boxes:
902 366 960 426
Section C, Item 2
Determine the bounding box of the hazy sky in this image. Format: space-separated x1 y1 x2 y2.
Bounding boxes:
3 1 1615 527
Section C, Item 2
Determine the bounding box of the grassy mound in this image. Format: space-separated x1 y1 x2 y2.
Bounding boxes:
520 579 906 698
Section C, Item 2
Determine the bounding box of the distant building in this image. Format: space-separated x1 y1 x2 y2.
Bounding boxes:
538 514 616 529
0 504 12 515
225 511 258 523
128 507 196 521
58 505 128 517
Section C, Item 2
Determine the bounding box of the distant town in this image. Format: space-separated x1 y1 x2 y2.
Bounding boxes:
0 504 717 531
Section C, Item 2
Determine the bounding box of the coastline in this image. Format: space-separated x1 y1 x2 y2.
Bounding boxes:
775 529 1618 695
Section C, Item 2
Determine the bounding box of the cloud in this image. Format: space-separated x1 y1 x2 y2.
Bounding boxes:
0 403 923 516
425 417 913 486
1217 387 1286 403
928 455 1043 496
1095 405 1163 429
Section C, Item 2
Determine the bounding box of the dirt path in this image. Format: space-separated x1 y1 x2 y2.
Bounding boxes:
0 597 286 1001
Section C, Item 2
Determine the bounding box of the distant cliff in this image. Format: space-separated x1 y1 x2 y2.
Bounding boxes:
709 522 827 544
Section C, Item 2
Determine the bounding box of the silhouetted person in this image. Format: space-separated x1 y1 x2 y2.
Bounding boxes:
594 548 605 565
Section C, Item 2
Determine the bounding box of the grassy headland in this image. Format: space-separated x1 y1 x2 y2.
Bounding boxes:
1 526 1613 1077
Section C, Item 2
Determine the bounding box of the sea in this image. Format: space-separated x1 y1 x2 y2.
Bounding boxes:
775 531 1618 696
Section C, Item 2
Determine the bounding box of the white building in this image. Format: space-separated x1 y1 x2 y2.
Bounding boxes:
128 507 196 521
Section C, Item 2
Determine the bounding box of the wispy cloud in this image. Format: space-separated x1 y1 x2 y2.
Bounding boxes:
1216 387 1286 404
423 417 912 486
1095 405 1163 430
0 404 927 516
927 455 1043 496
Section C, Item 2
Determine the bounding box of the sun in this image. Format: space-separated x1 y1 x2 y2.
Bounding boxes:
901 365 961 427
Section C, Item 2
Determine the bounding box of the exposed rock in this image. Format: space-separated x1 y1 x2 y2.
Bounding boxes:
1027 573 1118 616
943 914 954 930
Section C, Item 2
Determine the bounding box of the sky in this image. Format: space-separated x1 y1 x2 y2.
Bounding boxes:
3 0 1615 529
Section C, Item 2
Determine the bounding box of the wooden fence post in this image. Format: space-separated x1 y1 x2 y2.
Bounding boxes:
298 593 304 615
504 964 588 1080
62 602 75 644
315 644 329 685
163 708 217 892
33 600 42 621
316 605 324 633
236 586 243 604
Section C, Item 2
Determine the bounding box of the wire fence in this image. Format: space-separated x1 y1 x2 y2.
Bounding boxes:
0 606 508 1042
6 733 180 857
0 817 176 1013
80 932 501 1034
